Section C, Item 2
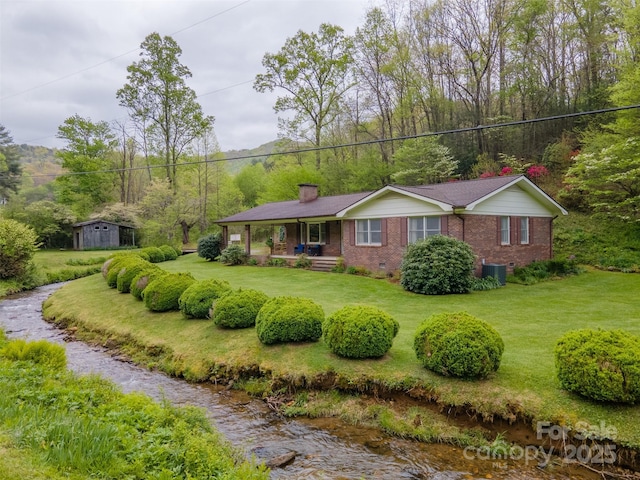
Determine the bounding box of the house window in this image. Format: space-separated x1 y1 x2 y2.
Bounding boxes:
94 225 100 230
356 219 382 245
408 216 441 243
103 226 109 230
500 216 510 245
520 217 529 244
307 222 326 244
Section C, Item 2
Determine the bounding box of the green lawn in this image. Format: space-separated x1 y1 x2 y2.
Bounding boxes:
42 253 640 447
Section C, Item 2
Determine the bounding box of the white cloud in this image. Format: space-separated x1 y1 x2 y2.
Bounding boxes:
0 0 374 151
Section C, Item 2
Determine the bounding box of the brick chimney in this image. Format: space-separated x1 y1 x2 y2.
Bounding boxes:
298 183 318 203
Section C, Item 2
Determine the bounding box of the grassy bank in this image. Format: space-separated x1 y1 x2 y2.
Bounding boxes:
0 332 268 479
42 253 640 450
0 250 119 297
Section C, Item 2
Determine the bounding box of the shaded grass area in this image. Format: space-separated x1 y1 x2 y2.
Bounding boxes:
42 253 640 449
0 335 268 479
0 250 118 296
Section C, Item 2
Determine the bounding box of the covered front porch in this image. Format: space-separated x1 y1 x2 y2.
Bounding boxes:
221 219 342 258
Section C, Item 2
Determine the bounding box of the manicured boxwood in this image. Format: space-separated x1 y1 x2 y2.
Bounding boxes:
255 296 324 345
212 289 269 328
178 279 233 319
400 235 475 295
141 246 166 263
130 268 168 300
144 273 196 312
414 312 504 379
323 305 400 358
555 329 640 404
159 244 179 261
106 255 148 288
197 233 223 261
116 260 157 293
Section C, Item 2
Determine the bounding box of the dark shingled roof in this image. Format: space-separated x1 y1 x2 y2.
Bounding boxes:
216 175 555 224
217 191 371 224
393 175 520 207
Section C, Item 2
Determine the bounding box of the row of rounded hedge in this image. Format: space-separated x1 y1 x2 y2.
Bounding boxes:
101 254 640 403
100 254 502 371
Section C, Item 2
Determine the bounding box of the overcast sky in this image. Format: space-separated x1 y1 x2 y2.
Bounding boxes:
0 0 377 152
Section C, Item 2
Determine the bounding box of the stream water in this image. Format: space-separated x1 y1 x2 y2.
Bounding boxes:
0 283 600 480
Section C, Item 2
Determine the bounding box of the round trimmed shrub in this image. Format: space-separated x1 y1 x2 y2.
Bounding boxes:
159 244 179 261
130 268 168 300
197 233 223 261
212 289 269 328
144 272 196 312
414 312 504 379
555 329 640 403
255 296 324 345
178 279 233 319
0 219 38 279
400 235 475 295
141 246 165 263
323 305 399 358
106 254 146 288
116 259 156 293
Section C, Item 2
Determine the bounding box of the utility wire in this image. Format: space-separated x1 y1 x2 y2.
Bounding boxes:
0 0 252 103
22 103 640 179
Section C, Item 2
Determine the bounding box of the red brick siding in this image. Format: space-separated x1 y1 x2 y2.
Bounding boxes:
341 215 554 276
455 215 552 275
342 218 407 274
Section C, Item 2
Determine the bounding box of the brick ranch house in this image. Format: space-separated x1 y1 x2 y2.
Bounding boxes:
216 175 568 275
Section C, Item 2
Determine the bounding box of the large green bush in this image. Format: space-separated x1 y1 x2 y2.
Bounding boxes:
178 279 233 319
212 289 269 328
159 244 179 261
323 305 399 358
116 260 156 293
130 268 168 300
197 233 223 261
555 329 640 403
143 273 196 312
255 296 324 345
400 235 475 295
414 312 504 379
218 245 249 265
106 255 147 288
0 218 39 279
141 246 165 263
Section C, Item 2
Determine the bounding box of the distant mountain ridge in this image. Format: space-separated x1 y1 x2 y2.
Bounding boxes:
15 140 279 184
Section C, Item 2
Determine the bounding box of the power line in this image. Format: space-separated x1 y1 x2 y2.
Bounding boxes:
22 103 640 179
0 0 252 103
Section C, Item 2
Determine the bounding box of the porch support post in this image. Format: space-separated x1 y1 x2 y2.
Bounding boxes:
244 224 251 254
221 226 228 250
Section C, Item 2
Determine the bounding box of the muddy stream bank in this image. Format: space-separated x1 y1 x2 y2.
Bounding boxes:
0 283 605 479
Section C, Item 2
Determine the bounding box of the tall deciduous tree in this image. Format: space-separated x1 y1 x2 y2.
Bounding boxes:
254 23 354 169
391 137 457 185
55 115 118 217
0 124 22 200
117 32 213 190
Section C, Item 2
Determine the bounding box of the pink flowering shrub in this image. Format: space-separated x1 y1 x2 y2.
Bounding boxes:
527 165 549 178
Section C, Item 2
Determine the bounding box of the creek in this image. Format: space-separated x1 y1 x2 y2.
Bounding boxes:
0 283 599 480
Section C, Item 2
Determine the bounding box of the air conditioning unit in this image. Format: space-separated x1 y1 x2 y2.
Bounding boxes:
482 263 506 286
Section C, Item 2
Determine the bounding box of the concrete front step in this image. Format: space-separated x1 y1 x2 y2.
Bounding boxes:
311 258 338 272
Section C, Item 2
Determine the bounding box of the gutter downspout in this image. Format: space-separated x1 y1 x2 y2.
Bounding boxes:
550 215 558 259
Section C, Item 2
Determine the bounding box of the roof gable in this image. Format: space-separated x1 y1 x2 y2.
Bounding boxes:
338 175 567 217
216 175 567 225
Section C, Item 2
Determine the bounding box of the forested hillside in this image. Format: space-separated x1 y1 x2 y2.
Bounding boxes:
0 0 638 260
